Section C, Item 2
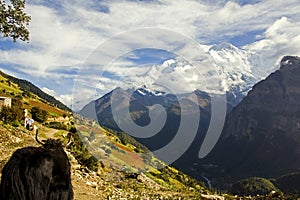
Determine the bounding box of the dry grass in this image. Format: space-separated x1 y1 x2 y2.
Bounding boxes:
29 99 67 116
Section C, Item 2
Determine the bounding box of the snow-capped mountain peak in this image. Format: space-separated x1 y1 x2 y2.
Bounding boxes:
134 85 166 97
209 43 238 52
121 43 277 104
207 43 271 96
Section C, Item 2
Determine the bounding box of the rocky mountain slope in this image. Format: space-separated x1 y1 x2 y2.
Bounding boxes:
79 87 213 162
201 56 300 193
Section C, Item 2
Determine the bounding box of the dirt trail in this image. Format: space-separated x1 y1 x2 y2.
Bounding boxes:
46 128 60 138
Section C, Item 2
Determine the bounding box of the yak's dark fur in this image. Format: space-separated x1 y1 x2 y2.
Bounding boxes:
0 139 73 200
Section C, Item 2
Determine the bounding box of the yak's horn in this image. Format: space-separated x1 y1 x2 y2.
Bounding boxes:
35 129 44 145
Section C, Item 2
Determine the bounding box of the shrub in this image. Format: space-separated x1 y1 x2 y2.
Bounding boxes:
44 121 68 130
69 126 77 133
141 153 152 165
11 120 21 127
0 98 23 124
67 131 99 171
31 106 48 122
230 177 280 196
116 131 149 153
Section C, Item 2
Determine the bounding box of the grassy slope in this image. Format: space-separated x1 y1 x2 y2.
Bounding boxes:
0 73 69 118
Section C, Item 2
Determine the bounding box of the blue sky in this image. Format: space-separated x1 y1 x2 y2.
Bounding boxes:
1 0 300 110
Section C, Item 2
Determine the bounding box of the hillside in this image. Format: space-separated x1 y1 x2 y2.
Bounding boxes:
1 116 289 199
0 71 233 199
0 119 218 199
0 70 70 112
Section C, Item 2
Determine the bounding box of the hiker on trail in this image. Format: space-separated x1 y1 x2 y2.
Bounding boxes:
26 118 34 130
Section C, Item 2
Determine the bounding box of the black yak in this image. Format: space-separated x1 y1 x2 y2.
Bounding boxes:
0 131 73 200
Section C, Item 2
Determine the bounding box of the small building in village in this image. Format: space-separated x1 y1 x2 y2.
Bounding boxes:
0 96 12 109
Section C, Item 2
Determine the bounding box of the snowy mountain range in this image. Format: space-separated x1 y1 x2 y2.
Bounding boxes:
80 42 280 120
119 43 277 104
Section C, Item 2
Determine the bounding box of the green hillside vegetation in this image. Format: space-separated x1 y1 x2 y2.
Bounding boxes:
230 177 281 196
102 126 150 153
73 115 210 192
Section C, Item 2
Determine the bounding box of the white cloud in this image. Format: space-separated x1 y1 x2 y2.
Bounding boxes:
57 94 73 109
244 16 300 68
42 87 56 96
42 87 73 108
